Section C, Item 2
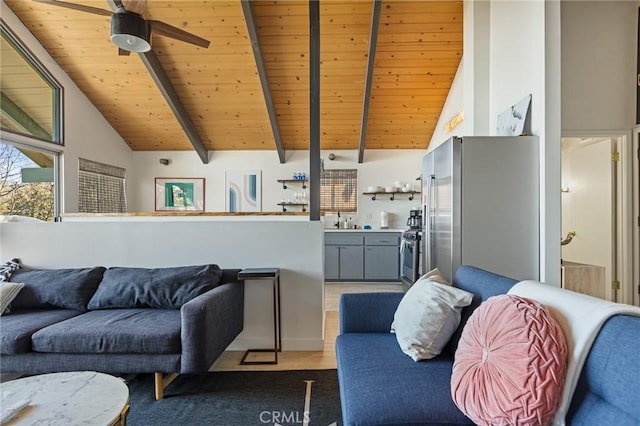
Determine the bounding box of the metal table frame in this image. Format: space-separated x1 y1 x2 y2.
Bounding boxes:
237 268 281 365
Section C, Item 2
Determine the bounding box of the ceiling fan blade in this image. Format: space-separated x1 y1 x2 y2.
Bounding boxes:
33 0 112 17
118 48 131 56
148 20 210 49
121 0 147 16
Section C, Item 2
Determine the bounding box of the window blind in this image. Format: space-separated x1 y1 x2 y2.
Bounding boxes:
320 169 357 213
78 158 127 213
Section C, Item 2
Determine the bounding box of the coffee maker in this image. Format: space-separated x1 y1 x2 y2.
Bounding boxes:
406 209 422 229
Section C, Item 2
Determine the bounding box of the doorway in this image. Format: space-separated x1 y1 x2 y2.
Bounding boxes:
560 133 633 304
634 127 640 307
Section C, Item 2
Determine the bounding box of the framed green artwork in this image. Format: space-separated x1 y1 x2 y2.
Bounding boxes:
155 178 205 211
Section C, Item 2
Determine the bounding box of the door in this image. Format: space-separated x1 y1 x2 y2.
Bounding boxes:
634 127 640 306
324 245 339 280
339 245 364 280
422 152 434 274
365 245 399 281
561 137 616 301
432 138 455 283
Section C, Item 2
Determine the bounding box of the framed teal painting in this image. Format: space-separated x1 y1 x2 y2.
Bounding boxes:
155 178 205 211
225 170 261 212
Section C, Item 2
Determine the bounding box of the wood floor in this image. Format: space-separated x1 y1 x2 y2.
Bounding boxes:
211 283 406 371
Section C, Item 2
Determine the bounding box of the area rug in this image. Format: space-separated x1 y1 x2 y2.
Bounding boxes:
124 369 342 426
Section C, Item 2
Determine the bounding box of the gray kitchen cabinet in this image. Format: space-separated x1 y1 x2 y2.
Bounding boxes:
324 233 364 281
364 234 400 281
324 245 340 280
339 245 364 280
365 246 399 280
325 232 399 282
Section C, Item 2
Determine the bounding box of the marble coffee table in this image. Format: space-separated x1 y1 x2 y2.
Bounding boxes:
0 371 129 425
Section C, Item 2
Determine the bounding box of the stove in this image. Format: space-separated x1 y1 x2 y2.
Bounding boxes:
400 229 422 285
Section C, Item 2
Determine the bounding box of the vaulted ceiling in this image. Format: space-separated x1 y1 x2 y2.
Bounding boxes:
5 0 462 161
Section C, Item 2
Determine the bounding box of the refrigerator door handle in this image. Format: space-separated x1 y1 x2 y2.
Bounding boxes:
424 174 435 272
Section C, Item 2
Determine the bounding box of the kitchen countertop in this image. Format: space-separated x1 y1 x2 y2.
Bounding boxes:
324 228 405 233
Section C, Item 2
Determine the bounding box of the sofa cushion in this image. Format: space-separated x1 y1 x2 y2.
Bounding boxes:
391 269 474 361
87 264 222 310
10 267 106 311
0 309 84 354
445 265 518 355
451 295 567 426
32 309 182 354
567 315 640 425
336 332 472 425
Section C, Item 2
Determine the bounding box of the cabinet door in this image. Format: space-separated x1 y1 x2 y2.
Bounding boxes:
324 245 340 280
339 246 364 280
364 246 399 280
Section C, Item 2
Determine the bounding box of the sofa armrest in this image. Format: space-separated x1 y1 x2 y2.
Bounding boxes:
180 281 244 373
339 292 404 334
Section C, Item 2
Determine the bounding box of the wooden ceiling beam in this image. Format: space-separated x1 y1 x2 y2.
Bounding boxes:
309 0 320 221
241 0 285 164
358 0 381 164
104 0 208 163
138 50 210 164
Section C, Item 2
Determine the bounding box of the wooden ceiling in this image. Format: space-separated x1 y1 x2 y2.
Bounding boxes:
5 0 462 158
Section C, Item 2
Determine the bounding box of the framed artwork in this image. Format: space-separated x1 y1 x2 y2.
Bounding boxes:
496 93 532 136
225 170 261 212
155 178 205 211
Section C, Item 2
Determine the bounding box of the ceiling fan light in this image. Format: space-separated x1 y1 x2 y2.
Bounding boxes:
111 10 151 53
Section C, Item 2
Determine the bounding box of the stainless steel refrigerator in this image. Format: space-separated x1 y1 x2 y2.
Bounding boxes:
421 136 539 283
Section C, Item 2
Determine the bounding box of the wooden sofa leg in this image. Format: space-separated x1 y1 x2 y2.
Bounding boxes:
154 372 179 400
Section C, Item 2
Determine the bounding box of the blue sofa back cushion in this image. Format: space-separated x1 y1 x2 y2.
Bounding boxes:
10 267 106 311
87 264 222 310
567 314 640 425
444 265 518 355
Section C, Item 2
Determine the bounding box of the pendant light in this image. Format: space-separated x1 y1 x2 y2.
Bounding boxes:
110 6 151 53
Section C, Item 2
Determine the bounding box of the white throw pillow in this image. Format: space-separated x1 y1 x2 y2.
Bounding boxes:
414 268 452 286
391 269 474 361
0 282 25 315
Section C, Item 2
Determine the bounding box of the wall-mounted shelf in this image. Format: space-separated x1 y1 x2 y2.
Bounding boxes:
362 191 420 201
277 202 307 212
277 179 308 189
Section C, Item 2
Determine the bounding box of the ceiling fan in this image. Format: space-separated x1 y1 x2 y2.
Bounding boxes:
33 0 210 55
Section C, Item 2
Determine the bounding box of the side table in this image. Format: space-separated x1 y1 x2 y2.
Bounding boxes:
0 371 129 425
237 267 281 364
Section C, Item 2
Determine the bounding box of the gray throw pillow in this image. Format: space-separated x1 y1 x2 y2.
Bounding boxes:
391 268 474 361
87 264 222 310
10 267 107 311
0 282 24 315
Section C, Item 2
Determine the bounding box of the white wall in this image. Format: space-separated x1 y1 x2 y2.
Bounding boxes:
130 149 426 230
561 1 638 132
0 219 325 351
489 0 562 286
434 0 562 285
1 3 133 213
429 63 467 149
462 0 491 137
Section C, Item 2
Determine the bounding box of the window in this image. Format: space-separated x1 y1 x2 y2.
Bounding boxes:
78 159 127 213
320 169 357 213
0 22 63 144
0 142 56 221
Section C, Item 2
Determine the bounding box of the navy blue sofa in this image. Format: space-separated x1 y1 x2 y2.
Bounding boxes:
335 265 640 425
0 265 244 400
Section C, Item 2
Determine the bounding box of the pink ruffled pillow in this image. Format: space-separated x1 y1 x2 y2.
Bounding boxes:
451 295 567 426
